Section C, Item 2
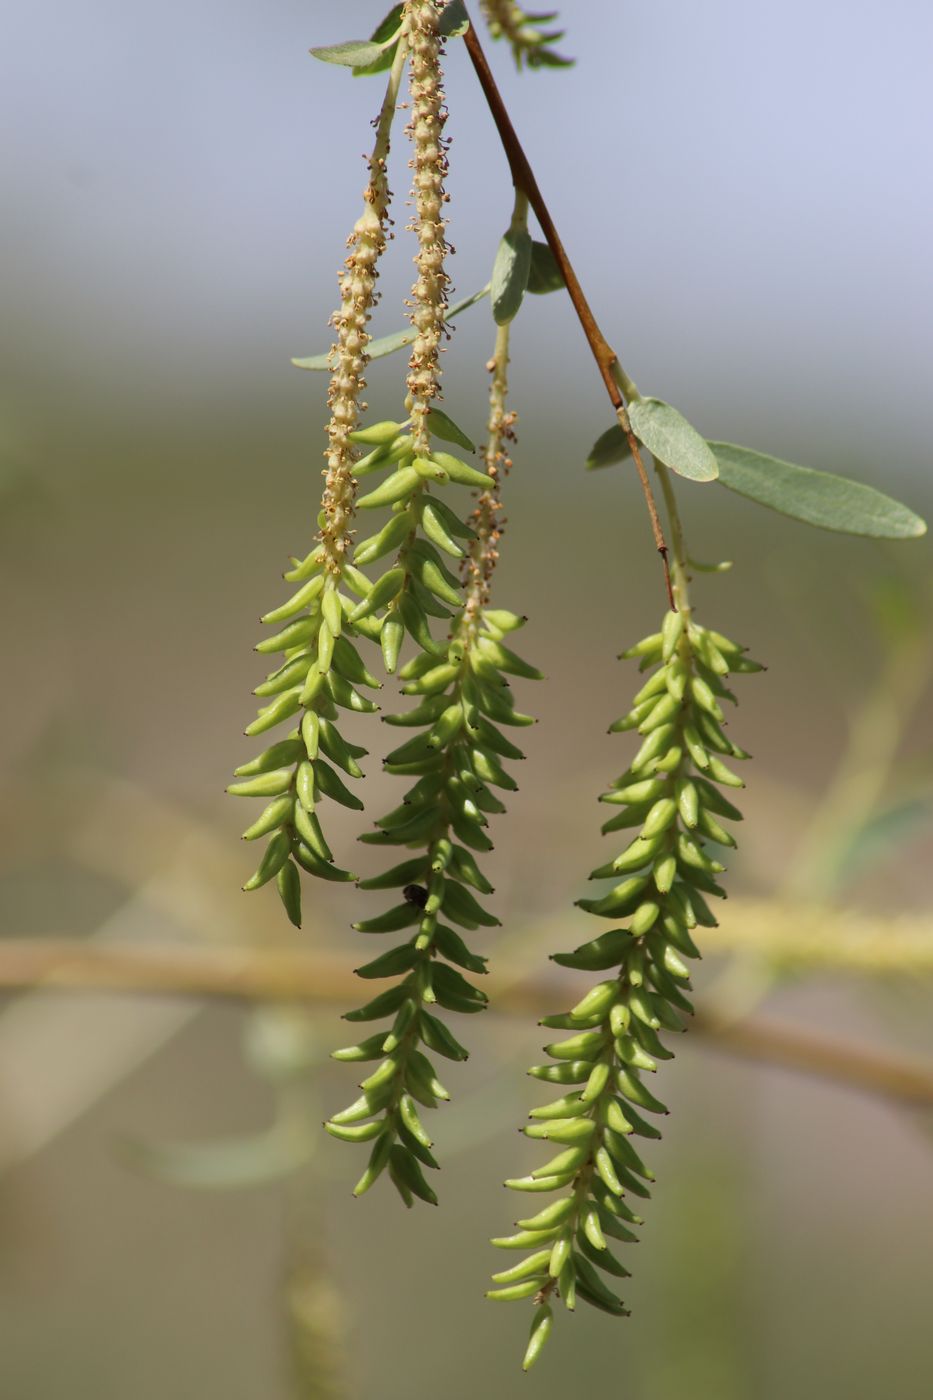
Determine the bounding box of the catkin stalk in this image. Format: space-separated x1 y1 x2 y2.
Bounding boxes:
322 39 409 574
404 0 451 455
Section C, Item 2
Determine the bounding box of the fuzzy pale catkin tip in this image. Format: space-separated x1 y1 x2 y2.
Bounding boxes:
404 1 451 455
321 59 403 576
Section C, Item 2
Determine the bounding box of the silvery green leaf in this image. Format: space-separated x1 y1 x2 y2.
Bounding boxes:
292 285 490 370
585 423 633 470
710 441 927 539
492 228 533 325
351 5 404 75
310 39 394 68
526 241 565 295
628 398 719 483
429 407 476 452
439 0 470 37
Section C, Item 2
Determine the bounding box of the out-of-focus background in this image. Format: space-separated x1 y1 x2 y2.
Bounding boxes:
1 1 931 1396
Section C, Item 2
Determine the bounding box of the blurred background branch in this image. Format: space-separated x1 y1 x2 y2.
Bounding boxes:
1 936 933 1106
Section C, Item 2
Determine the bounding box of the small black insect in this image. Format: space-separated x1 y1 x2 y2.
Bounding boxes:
403 883 429 909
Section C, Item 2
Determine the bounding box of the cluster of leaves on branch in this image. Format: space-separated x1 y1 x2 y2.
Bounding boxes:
225 0 927 1371
479 0 572 68
489 612 762 1366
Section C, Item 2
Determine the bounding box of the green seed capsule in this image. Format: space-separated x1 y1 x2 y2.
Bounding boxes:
620 633 662 660
348 567 405 623
595 1146 624 1195
582 1061 611 1102
242 830 291 891
521 1305 553 1373
665 661 688 702
570 980 619 1021
505 1174 575 1193
652 853 677 894
661 608 684 660
228 768 293 799
544 1030 606 1061
234 739 303 778
683 724 710 768
413 455 449 483
260 574 325 625
707 754 745 788
530 1149 591 1180
490 1228 561 1251
641 797 678 839
609 1002 631 1038
323 1119 384 1144
524 1118 596 1144
583 1206 607 1251
245 689 303 736
548 1235 572 1279
283 545 324 583
348 419 405 446
429 451 491 488
630 900 660 935
638 692 679 734
491 1249 553 1285
516 1197 576 1231
486 1279 546 1302
356 465 420 510
690 674 724 721
241 795 292 842
672 778 696 827
630 724 676 773
354 512 413 567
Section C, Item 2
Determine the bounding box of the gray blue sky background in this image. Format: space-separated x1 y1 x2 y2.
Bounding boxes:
2 0 931 496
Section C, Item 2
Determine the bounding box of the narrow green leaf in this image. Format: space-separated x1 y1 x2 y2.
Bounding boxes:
526 240 565 295
292 286 490 371
586 423 633 471
491 228 533 325
628 398 718 483
710 440 927 539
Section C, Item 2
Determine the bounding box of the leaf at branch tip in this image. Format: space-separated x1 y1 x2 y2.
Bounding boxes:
526 240 565 295
428 407 476 452
628 398 719 483
586 423 633 471
710 441 928 539
292 286 490 371
491 227 533 325
438 0 470 38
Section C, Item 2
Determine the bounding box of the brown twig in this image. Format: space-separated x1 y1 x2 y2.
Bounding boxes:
3 939 932 1107
461 15 674 607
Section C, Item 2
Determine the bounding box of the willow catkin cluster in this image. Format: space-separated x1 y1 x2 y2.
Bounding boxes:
489 611 762 1369
404 0 451 454
324 307 537 1204
228 51 407 927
